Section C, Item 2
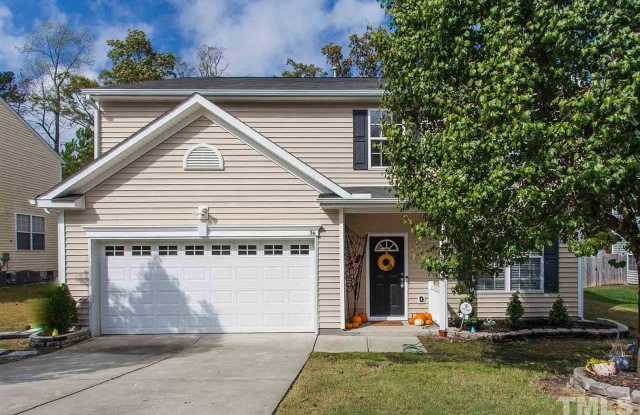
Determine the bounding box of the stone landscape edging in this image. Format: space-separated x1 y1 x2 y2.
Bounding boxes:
447 318 628 341
571 367 640 403
29 327 90 349
0 328 41 340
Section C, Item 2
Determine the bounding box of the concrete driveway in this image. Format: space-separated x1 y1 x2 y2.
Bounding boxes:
0 333 316 415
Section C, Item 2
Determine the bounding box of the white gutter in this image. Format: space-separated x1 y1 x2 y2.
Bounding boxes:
83 88 384 98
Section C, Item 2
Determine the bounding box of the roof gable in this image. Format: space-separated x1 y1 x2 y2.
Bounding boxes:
36 94 358 204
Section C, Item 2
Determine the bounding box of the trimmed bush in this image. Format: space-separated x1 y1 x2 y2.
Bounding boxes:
506 291 524 328
549 296 569 326
34 284 78 334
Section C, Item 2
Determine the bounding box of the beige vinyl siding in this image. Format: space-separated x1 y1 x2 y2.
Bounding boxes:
447 243 579 318
99 101 388 186
0 100 60 273
345 213 438 318
65 116 341 328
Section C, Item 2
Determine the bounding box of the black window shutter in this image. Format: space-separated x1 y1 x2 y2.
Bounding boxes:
543 240 560 293
353 110 368 170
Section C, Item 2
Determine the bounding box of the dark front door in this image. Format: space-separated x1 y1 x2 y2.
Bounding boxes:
369 236 405 317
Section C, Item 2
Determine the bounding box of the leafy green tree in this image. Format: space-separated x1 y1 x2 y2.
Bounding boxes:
61 75 99 130
376 0 640 367
321 43 352 77
281 58 327 77
0 71 28 113
61 127 94 178
100 29 176 85
348 26 383 77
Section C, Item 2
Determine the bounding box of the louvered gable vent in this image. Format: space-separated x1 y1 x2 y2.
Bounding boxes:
183 144 224 171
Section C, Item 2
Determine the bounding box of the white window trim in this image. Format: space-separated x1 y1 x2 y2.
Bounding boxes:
367 108 389 170
15 213 45 251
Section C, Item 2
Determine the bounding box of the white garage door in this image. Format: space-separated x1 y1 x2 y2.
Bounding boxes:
100 240 315 334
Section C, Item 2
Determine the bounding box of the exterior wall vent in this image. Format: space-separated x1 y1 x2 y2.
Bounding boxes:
183 144 224 171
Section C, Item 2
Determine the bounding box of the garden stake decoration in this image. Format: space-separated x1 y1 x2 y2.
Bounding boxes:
345 227 367 319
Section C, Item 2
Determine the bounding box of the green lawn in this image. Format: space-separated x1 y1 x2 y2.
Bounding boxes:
277 338 609 415
278 285 639 414
0 283 54 332
584 285 638 334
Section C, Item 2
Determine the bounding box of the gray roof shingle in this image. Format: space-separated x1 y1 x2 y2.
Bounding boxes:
99 77 383 91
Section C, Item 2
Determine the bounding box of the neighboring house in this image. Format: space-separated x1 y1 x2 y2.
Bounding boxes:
611 242 637 284
34 78 583 335
0 98 61 281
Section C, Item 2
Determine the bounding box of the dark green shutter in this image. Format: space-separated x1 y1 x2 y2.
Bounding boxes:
353 110 368 170
543 240 560 293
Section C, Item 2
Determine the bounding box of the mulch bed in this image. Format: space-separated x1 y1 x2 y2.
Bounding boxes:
589 371 640 390
452 318 614 333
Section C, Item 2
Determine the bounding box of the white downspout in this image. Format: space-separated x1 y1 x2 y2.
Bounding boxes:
90 98 101 159
338 208 346 329
57 211 66 284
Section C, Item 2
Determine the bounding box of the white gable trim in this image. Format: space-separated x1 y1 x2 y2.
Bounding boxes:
36 94 357 204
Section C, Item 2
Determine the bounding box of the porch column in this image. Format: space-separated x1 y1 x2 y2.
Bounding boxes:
338 208 346 330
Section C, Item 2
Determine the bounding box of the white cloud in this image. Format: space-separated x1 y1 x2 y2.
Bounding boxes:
0 5 25 71
173 0 385 75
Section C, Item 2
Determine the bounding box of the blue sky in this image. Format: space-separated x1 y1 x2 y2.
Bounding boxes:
0 0 386 77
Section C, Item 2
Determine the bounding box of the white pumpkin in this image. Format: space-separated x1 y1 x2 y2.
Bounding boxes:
414 318 425 326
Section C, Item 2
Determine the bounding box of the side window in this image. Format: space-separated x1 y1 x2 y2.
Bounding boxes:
16 214 45 251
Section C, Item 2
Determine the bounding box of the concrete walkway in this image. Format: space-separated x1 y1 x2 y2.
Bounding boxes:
314 335 426 353
0 333 316 415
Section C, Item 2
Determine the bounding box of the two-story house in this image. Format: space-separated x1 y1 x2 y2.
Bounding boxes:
33 78 582 335
0 98 61 283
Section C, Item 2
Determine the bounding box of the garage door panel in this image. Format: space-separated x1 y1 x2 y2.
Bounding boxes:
101 239 315 334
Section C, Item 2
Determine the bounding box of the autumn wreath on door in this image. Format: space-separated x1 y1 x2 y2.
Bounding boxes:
374 239 399 271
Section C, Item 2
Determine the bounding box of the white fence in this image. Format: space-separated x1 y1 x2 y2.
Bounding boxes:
428 279 448 330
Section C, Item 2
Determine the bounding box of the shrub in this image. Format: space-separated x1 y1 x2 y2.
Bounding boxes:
548 296 569 326
34 284 77 334
506 291 524 328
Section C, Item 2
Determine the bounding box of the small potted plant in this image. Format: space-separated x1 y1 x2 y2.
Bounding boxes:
609 339 633 372
465 317 482 333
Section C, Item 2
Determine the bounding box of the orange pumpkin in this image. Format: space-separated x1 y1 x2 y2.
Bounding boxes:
425 319 433 326
414 313 427 321
424 312 433 320
359 313 368 323
351 315 363 325
352 321 361 328
408 318 415 325
345 323 353 330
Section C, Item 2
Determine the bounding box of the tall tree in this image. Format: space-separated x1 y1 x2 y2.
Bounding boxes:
21 22 94 153
99 29 176 85
377 0 640 367
196 45 228 77
281 58 326 77
349 27 383 77
61 126 94 178
321 43 352 77
61 75 98 130
0 71 29 113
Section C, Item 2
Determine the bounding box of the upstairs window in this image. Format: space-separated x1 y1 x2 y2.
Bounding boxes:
16 214 45 251
369 109 392 168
